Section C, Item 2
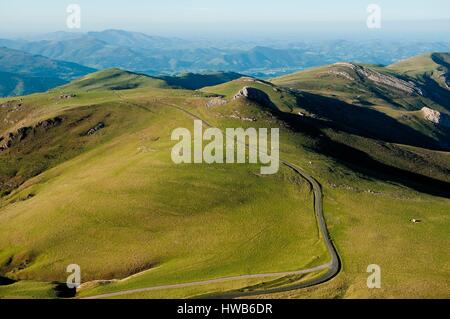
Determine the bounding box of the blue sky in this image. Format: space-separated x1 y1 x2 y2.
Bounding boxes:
1 0 450 37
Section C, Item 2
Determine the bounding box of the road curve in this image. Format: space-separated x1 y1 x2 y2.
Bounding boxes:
82 100 340 299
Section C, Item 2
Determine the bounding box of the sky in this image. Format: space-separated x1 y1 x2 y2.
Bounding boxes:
1 0 450 38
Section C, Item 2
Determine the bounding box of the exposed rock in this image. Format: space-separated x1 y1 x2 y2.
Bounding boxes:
332 62 423 96
319 69 355 81
86 122 105 135
1 100 23 111
0 127 31 151
38 117 63 128
233 86 275 109
206 97 227 107
1 101 16 109
421 107 450 127
366 189 383 195
0 116 63 152
59 93 76 100
229 111 257 122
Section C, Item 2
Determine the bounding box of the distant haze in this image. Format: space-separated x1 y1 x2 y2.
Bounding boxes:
1 0 450 40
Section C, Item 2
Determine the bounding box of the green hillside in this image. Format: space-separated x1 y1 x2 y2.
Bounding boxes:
1 58 449 299
56 69 240 93
58 68 169 92
387 53 450 83
388 53 450 112
271 62 450 151
0 77 327 298
202 77 450 183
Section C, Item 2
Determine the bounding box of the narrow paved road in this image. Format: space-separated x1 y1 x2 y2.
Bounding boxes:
82 99 340 299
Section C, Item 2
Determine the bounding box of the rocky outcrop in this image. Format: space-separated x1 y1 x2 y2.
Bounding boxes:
206 97 227 107
0 116 63 151
331 62 423 96
229 110 257 122
0 127 31 151
421 107 450 127
442 74 450 90
39 117 63 128
0 100 23 109
58 93 76 100
233 86 275 109
320 69 355 81
85 122 105 135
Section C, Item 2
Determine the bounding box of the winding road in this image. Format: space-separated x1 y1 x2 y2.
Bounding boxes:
82 99 340 299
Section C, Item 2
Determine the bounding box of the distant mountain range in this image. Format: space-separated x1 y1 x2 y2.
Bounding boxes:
0 47 95 97
0 43 244 97
1 29 450 97
2 29 450 77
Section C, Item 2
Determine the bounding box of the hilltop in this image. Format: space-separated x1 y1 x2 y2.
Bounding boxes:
272 60 450 151
0 53 449 299
58 68 169 92
388 52 450 89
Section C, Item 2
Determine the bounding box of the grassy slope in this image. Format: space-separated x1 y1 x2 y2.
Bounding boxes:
387 53 449 81
57 68 169 92
0 77 327 298
0 281 57 299
271 62 450 151
270 62 434 114
202 79 449 182
200 79 450 299
1 71 449 299
388 53 450 114
59 69 243 92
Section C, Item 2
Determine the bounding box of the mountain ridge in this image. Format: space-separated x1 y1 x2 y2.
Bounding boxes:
0 47 95 97
2 30 450 76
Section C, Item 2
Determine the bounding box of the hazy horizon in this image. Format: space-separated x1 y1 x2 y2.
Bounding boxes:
1 0 450 41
